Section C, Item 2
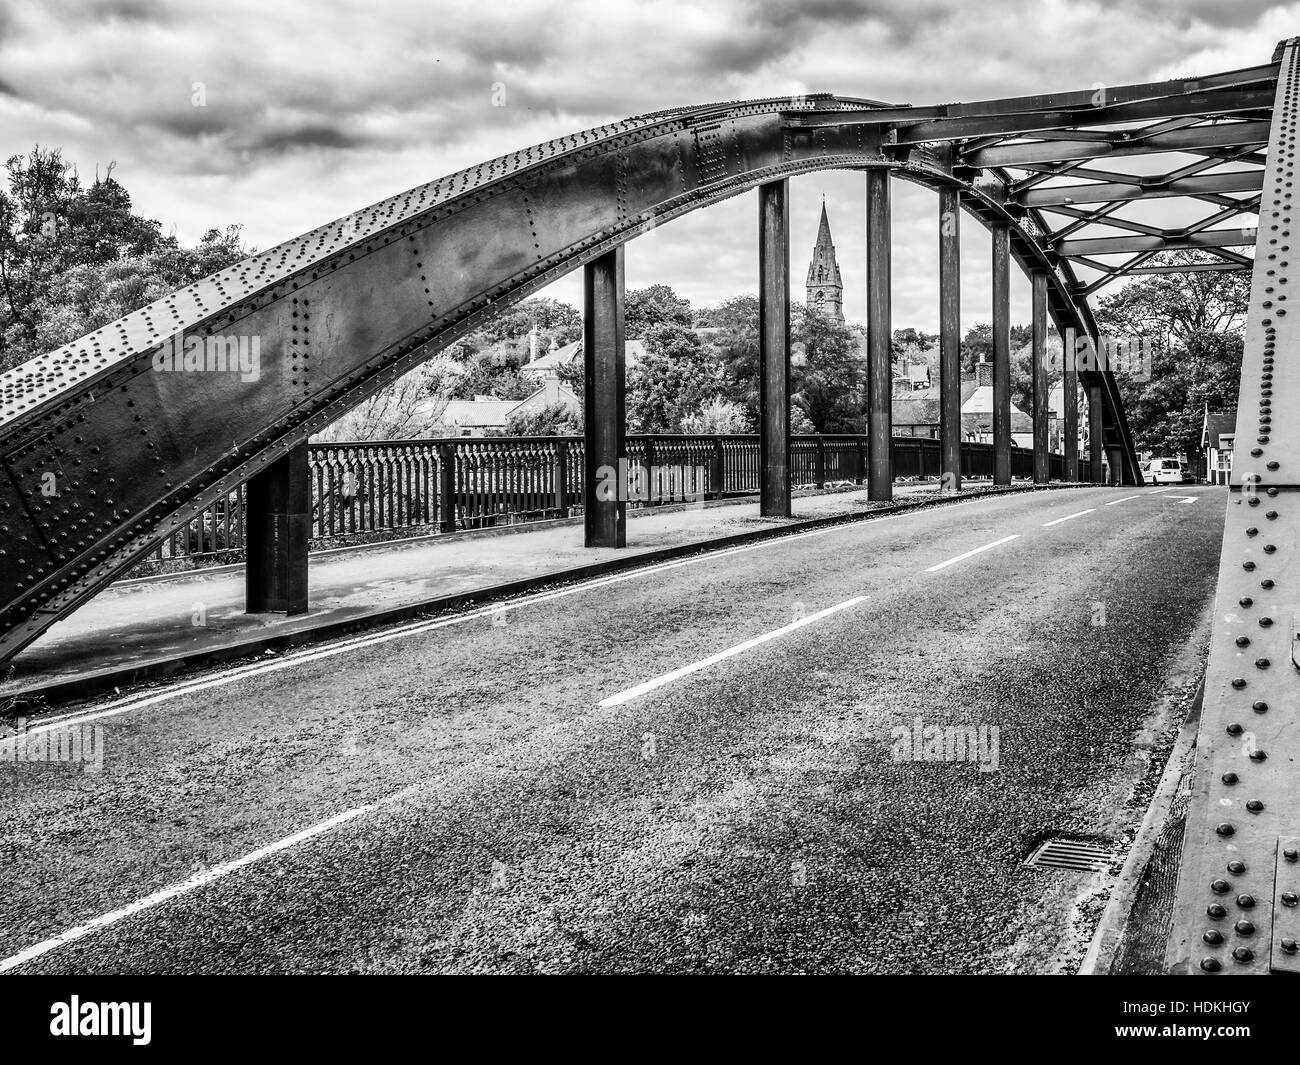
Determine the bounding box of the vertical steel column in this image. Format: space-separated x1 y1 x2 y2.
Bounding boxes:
1031 271 1050 485
992 224 1012 485
866 169 892 501
1088 382 1105 484
245 441 309 615
583 246 627 548
939 187 962 492
759 180 792 518
1062 328 1079 482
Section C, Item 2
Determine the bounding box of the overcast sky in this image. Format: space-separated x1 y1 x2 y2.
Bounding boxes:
1 0 1293 331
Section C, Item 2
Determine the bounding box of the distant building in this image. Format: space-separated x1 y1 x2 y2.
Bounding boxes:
442 376 582 437
805 200 844 322
891 355 1032 443
1202 408 1236 485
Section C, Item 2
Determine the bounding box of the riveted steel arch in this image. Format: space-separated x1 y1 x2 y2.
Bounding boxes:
2 53 1272 661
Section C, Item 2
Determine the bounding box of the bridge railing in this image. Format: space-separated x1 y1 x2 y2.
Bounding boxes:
139 434 1088 568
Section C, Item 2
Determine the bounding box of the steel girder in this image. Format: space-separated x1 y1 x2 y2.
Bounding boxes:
1166 37 1300 977
1 48 1276 663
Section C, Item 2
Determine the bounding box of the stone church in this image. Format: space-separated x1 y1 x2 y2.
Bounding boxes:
805 200 844 322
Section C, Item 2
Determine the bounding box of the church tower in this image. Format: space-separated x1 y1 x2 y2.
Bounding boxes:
806 200 844 322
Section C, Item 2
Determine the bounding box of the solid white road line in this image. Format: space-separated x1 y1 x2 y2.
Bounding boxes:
1041 508 1095 527
0 804 374 973
924 535 1020 573
27 498 1001 735
1146 486 1179 495
1104 495 1141 506
598 595 867 708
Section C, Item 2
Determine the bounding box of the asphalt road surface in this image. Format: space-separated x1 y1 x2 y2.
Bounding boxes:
0 485 1225 974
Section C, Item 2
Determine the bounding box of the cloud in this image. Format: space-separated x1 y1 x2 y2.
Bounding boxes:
0 0 1293 330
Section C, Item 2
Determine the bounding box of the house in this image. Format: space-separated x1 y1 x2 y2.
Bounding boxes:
519 338 649 381
442 375 582 437
1202 408 1236 485
892 356 1032 443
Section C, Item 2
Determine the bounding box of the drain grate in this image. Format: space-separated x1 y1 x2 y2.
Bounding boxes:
1025 838 1116 872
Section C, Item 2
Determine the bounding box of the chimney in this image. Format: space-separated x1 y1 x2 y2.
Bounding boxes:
529 327 538 363
976 354 992 388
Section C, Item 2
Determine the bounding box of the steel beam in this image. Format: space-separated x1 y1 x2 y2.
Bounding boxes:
1055 227 1259 258
992 225 1012 486
583 247 626 548
1031 272 1050 484
1062 331 1079 482
758 180 792 518
939 187 962 492
897 90 1276 145
866 169 893 501
1167 35 1300 976
1087 383 1105 484
245 442 309 615
1020 171 1264 208
965 120 1270 169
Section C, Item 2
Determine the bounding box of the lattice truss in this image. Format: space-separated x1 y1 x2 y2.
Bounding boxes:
797 59 1276 299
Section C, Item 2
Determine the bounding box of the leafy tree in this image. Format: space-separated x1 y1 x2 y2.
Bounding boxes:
476 296 581 350
497 401 582 436
703 294 760 421
679 396 752 434
1095 249 1249 353
792 302 864 432
0 146 246 371
1097 252 1248 463
627 322 716 432
626 284 692 340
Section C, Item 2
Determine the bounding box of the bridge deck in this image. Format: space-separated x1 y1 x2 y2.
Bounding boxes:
5 480 992 704
0 485 1222 974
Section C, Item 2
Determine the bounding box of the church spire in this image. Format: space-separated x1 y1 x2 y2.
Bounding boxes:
806 198 844 321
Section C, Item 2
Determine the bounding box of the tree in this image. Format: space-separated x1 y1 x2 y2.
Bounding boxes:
1095 249 1250 354
703 294 760 421
626 284 692 339
792 302 864 432
497 401 582 436
627 322 716 431
313 356 463 441
1097 253 1249 462
679 396 751 434
0 146 245 372
475 296 581 351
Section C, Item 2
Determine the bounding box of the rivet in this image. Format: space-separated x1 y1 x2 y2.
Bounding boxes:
1252 700 1269 713
1249 749 1267 762
1208 902 1228 918
1232 947 1254 962
1227 860 1246 875
1235 919 1256 935
1222 772 1239 784
1283 938 1299 954
1285 848 1299 863
1283 892 1299 907
1227 722 1244 735
1216 823 1236 836
1256 658 1271 669
1204 929 1225 944
1246 800 1264 812
1232 678 1248 689
1237 894 1256 908
1200 957 1223 971
1212 878 1232 893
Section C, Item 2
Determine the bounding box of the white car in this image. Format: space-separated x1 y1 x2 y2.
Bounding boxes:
1143 458 1190 485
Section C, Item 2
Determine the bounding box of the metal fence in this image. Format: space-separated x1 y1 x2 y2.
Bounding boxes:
142 434 1089 565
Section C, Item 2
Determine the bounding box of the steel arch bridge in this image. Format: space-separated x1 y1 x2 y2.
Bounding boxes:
2 36 1297 974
